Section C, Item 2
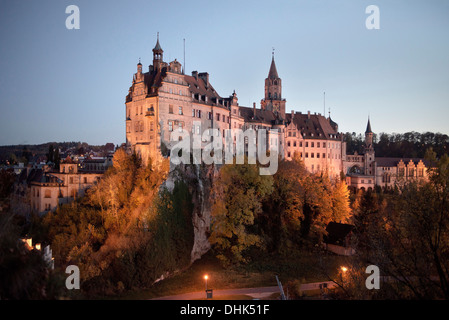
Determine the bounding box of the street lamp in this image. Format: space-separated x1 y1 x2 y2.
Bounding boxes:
204 275 208 291
340 266 348 284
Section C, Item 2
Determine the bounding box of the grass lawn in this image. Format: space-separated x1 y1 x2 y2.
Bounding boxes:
120 246 352 300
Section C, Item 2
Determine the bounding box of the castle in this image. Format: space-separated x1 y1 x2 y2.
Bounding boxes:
125 36 429 188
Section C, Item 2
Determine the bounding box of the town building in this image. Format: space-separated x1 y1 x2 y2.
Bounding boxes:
344 119 430 190
12 158 110 215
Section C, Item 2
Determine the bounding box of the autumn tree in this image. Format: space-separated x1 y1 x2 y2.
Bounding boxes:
209 162 273 266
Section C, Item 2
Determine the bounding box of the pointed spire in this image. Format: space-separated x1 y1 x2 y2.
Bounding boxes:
365 117 373 134
268 51 279 79
153 32 163 52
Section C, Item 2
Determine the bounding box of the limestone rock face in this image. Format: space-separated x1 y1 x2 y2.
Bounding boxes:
162 162 220 264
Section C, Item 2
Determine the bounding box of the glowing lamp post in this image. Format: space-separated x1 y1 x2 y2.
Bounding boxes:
340 266 348 283
204 274 213 299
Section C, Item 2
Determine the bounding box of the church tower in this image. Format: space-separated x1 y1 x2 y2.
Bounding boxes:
261 52 286 119
364 117 375 175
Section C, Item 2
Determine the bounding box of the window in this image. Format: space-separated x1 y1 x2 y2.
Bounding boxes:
169 105 173 114
306 142 309 147
288 152 291 158
44 189 51 198
305 152 309 158
168 121 173 132
300 142 303 147
216 113 220 121
293 141 296 147
84 177 88 184
179 106 183 115
317 153 320 158
287 141 291 147
311 142 314 148
323 153 326 158
317 142 320 148
208 112 212 120
311 153 314 158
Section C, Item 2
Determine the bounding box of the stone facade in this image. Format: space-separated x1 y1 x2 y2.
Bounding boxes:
125 37 344 178
126 37 430 187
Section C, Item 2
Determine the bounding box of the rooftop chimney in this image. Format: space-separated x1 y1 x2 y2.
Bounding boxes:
199 72 209 88
192 71 198 80
253 102 256 119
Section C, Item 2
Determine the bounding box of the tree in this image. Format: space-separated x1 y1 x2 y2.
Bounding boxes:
261 154 306 252
209 163 273 266
353 153 449 299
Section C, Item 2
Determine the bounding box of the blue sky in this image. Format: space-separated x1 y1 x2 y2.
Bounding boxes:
0 0 448 146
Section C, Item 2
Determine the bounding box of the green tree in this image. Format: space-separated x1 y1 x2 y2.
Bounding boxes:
209 163 273 266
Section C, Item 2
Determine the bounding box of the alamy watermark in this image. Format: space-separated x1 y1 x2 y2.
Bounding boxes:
366 5 380 30
65 5 80 30
365 265 380 289
169 124 279 175
65 265 80 290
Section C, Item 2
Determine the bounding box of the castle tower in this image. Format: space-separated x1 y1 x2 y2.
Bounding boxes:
364 117 375 175
261 52 286 119
365 117 374 151
152 33 163 71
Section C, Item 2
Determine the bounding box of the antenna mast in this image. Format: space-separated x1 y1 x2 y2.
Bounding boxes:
323 91 326 117
183 38 186 75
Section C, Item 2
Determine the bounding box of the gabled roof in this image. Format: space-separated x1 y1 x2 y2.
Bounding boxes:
239 106 278 124
285 112 341 140
184 74 222 105
376 157 430 167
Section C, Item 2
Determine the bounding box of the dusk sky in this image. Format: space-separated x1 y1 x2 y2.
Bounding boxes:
0 0 448 146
